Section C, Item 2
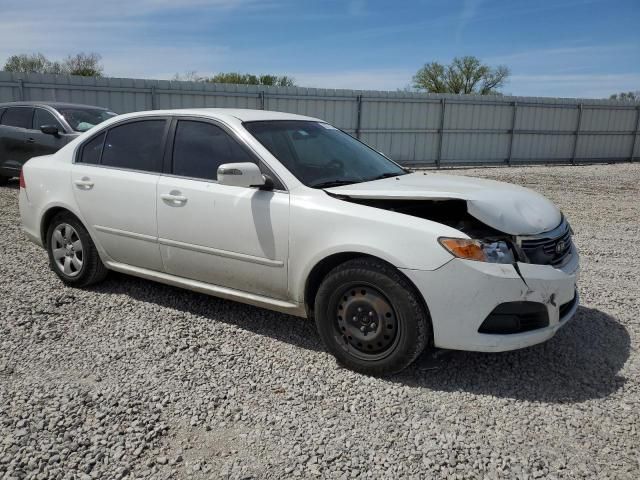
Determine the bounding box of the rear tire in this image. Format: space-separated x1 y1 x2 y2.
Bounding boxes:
0 175 8 186
314 257 431 376
46 212 108 287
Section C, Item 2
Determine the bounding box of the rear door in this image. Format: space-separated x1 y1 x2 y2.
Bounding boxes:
71 118 170 271
27 107 74 158
0 106 33 174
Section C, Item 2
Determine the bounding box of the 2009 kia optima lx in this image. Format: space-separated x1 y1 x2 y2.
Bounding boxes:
19 109 579 375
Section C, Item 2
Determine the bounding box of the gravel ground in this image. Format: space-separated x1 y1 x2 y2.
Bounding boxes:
1 163 639 479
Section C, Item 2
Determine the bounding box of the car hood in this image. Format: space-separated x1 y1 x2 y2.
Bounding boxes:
324 172 561 235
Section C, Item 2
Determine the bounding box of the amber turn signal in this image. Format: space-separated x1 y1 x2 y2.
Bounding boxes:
438 238 487 261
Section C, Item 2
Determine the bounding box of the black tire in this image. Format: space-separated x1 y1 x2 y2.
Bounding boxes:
46 212 108 287
0 175 9 186
314 257 431 376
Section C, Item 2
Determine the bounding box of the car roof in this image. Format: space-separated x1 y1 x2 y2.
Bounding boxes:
0 101 111 111
115 108 322 123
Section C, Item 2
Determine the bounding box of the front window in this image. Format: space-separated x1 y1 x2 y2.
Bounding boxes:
243 120 407 188
58 108 117 132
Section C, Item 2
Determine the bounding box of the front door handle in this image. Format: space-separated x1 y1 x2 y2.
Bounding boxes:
74 177 94 190
160 190 188 206
26 137 36 144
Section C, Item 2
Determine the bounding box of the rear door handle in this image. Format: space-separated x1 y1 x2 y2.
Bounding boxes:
74 177 94 190
26 137 36 144
160 191 188 206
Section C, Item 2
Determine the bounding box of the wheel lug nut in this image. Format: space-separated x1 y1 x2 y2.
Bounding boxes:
368 311 374 316
357 307 362 312
360 326 366 332
370 323 377 329
352 316 357 321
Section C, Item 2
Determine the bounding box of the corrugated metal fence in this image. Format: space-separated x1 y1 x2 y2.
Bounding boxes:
1 71 639 167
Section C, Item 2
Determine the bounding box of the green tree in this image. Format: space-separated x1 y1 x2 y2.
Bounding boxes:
62 53 103 77
3 53 63 74
207 72 295 87
609 91 639 101
413 56 509 95
3 52 104 76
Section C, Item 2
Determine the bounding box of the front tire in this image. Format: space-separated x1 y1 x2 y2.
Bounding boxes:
46 212 108 287
0 175 9 186
314 257 431 376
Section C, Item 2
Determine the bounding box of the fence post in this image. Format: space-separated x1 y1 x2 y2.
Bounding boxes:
571 103 583 165
355 94 363 139
507 101 517 166
630 106 640 162
150 86 157 110
436 98 446 168
18 79 25 101
259 91 265 110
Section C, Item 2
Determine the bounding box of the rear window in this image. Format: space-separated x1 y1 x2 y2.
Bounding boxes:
1 107 33 129
101 120 166 173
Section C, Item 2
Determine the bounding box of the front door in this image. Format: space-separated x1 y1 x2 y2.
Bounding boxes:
27 107 74 158
156 119 290 299
71 118 169 272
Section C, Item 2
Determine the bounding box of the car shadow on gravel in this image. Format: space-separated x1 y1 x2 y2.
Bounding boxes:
397 306 630 403
94 275 629 403
0 178 19 190
92 273 325 353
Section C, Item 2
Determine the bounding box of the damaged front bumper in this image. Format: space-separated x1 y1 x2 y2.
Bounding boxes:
401 251 579 352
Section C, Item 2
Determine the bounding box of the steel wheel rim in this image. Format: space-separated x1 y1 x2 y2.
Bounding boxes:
51 223 83 278
334 283 400 361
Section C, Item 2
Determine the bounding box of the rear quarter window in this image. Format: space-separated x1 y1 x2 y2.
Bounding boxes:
78 132 106 165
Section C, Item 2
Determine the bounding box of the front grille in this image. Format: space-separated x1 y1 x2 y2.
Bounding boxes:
519 221 573 267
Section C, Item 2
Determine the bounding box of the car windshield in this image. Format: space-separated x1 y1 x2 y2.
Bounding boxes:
58 108 118 132
243 120 407 188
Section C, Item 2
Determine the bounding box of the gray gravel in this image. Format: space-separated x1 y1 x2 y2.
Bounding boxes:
1 163 639 479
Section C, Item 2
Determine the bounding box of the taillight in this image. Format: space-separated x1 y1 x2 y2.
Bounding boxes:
19 170 26 189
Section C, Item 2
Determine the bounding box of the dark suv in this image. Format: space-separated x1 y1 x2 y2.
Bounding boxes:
0 102 117 184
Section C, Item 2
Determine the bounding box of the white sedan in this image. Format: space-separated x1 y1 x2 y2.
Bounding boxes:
19 109 579 375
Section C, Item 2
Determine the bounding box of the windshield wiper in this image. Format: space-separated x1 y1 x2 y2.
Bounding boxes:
311 179 361 189
367 171 407 182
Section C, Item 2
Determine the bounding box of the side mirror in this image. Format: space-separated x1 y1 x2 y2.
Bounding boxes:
40 124 59 136
217 162 266 188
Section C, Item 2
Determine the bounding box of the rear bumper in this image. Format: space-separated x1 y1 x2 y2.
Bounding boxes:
401 251 579 352
19 188 43 247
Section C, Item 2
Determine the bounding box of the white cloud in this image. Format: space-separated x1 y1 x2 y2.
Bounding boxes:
507 73 640 98
456 0 483 41
292 69 413 91
347 0 367 16
101 46 229 80
486 45 639 74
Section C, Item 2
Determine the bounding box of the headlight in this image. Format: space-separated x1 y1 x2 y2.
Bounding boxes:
438 238 515 264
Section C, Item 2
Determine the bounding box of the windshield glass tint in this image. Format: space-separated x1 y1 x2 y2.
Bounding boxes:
243 121 406 187
59 108 118 132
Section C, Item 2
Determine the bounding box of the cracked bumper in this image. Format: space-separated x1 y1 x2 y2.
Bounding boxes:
401 251 579 352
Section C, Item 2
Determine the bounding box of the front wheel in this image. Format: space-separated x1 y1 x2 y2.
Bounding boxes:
46 212 108 287
314 257 431 376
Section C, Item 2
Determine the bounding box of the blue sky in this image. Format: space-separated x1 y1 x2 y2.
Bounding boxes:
0 0 638 98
